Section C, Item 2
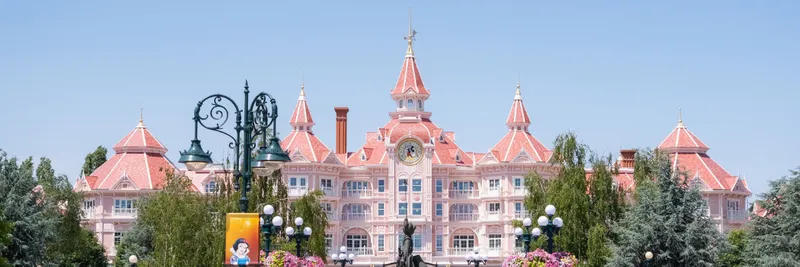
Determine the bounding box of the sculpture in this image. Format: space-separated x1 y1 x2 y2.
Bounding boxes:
383 217 437 267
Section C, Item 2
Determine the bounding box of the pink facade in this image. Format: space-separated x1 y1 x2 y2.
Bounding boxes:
75 19 751 264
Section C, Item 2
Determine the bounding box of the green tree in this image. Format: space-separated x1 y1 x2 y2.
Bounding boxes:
273 190 329 258
0 151 59 266
82 146 108 176
718 229 747 267
0 209 13 267
607 150 723 267
586 224 611 267
743 167 800 266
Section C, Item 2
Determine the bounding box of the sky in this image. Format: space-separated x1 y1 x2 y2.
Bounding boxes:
1 0 798 200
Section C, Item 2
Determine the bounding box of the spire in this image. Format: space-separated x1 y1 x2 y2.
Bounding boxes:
289 82 314 130
137 107 145 128
506 82 531 129
657 109 710 152
677 107 684 127
404 8 417 56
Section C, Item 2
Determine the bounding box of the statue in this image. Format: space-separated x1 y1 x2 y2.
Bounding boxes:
383 217 437 267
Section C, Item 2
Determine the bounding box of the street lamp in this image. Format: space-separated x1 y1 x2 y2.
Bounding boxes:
331 246 356 267
513 217 541 253
260 204 283 255
128 255 138 267
178 80 291 213
285 217 312 256
641 251 653 267
464 246 488 267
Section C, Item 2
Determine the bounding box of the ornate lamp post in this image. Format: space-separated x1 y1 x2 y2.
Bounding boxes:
464 246 488 267
178 81 291 213
260 204 284 255
513 217 541 253
285 217 312 256
641 251 653 267
128 255 138 267
331 246 356 267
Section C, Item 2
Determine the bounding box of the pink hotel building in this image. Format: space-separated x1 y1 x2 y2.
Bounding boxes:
73 25 752 264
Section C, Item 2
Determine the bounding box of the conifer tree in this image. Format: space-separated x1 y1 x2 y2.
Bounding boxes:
743 167 800 266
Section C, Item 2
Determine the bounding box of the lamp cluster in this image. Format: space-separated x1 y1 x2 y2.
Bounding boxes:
514 205 564 253
260 204 312 256
331 246 356 267
464 246 488 267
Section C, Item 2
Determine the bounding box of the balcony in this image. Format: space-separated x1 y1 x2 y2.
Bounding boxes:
448 247 477 256
349 247 374 256
322 187 336 197
728 210 747 222
514 211 527 219
81 209 95 219
289 186 308 196
341 189 372 198
449 190 479 199
513 186 527 195
341 213 372 221
449 213 479 222
113 208 137 217
326 211 339 221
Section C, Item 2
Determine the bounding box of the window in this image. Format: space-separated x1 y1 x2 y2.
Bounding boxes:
378 235 385 252
407 99 414 109
399 179 408 192
435 179 443 192
398 100 403 108
418 100 423 110
300 177 307 187
346 181 369 190
114 232 124 245
377 135 382 141
455 152 461 162
435 234 443 252
399 203 408 215
378 179 385 192
435 203 443 216
453 235 475 248
205 181 217 193
489 179 501 190
413 234 422 250
346 234 369 248
83 199 95 217
489 234 502 250
361 152 366 161
325 234 333 252
412 179 422 192
514 177 522 188
412 203 422 215
728 200 740 211
290 177 297 186
488 203 500 215
321 178 333 188
451 181 475 191
113 199 137 216
378 203 385 216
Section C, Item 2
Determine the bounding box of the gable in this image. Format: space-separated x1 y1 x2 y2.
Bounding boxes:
690 175 710 191
732 179 749 193
111 173 139 190
289 150 310 163
511 150 534 164
322 153 344 165
477 152 499 165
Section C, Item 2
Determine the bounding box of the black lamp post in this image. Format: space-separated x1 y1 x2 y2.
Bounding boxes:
285 217 312 256
331 246 356 267
514 205 563 253
260 204 283 255
641 251 653 267
464 246 487 267
178 81 291 213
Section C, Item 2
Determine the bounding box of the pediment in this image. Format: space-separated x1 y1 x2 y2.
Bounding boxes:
477 152 499 165
322 153 343 165
732 179 749 193
289 150 310 163
690 175 710 191
75 180 91 192
511 150 534 164
200 172 218 185
111 173 139 190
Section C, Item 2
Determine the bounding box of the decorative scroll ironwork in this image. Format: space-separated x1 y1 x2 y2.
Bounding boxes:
194 94 242 149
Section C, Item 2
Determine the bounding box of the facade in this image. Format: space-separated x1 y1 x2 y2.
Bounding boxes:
75 21 752 264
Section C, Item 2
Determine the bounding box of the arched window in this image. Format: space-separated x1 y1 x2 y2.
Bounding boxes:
407 99 414 109
398 100 403 108
418 100 423 110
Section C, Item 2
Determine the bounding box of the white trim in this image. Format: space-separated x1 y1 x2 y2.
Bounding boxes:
142 151 153 189
695 153 724 189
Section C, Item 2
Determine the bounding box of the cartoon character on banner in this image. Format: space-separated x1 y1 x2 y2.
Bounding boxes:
230 238 250 266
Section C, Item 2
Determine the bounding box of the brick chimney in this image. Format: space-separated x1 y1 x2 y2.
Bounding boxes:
619 149 636 168
334 107 349 154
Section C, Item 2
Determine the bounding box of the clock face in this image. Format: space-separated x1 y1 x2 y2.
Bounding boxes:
397 139 423 165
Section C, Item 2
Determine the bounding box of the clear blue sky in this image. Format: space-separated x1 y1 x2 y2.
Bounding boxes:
1 1 798 200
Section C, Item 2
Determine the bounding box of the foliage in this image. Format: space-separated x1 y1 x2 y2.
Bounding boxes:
0 151 59 266
37 157 106 266
607 149 723 267
520 132 625 261
264 250 323 267
586 224 610 267
718 229 747 267
743 167 800 266
502 249 578 267
81 146 108 176
0 209 12 267
114 222 154 267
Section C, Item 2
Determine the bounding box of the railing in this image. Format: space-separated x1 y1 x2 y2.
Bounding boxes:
488 210 500 215
448 247 476 256
322 187 336 196
341 213 372 221
728 210 748 222
82 209 95 219
288 186 308 196
349 247 374 256
449 190 479 199
113 208 137 217
514 211 527 219
326 211 339 221
341 189 372 198
449 213 479 221
513 186 527 195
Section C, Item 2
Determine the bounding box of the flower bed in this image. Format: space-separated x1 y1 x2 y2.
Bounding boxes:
502 249 578 267
263 250 324 267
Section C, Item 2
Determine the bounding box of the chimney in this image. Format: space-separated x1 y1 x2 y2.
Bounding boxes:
334 107 349 154
619 149 636 168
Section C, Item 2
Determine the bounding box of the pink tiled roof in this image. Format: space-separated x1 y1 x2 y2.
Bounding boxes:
289 86 314 126
506 85 531 125
281 88 334 163
390 53 430 96
486 87 551 163
657 121 709 151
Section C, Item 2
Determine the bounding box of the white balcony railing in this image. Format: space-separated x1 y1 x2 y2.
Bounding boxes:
449 190 479 199
289 186 308 196
514 211 527 219
728 210 747 222
513 186 527 195
82 209 95 219
341 213 372 221
349 247 374 256
326 211 339 221
322 187 336 196
341 189 372 198
488 210 500 215
113 208 137 217
449 213 479 221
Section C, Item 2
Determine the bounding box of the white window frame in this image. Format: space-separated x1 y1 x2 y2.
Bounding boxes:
113 198 137 217
489 234 502 250
488 203 501 215
489 179 501 191
412 202 422 215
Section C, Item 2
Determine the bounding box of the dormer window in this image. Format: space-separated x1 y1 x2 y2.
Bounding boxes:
418 100 423 110
398 100 403 108
205 181 217 193
299 126 305 131
121 183 128 189
455 152 461 162
361 152 367 161
438 135 444 142
407 99 414 109
377 135 382 141
430 138 434 144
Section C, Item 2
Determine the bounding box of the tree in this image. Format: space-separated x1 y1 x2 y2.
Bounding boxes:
743 167 800 266
274 190 329 258
0 209 13 267
718 229 747 267
607 149 723 267
586 224 611 267
81 146 107 176
0 151 59 266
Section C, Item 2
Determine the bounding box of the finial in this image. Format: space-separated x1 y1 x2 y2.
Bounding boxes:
677 107 684 127
299 70 306 100
514 81 522 100
137 107 145 127
244 79 249 91
404 7 417 56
